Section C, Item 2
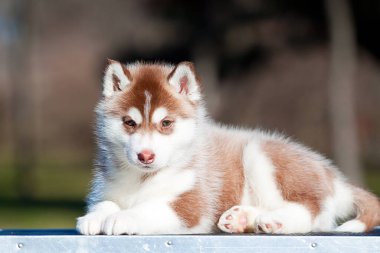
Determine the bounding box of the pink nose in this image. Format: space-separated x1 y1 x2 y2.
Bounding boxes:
137 150 155 164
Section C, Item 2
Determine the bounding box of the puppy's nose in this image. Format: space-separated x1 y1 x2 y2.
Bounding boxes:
137 150 155 164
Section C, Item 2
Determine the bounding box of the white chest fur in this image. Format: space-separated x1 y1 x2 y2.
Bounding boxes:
103 167 197 209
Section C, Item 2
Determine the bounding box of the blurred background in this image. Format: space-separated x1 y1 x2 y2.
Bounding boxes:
0 0 379 228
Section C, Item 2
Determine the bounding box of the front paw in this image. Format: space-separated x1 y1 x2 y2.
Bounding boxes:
77 213 107 235
102 211 138 235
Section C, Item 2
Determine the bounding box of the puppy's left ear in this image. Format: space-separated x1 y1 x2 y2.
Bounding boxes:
168 61 201 102
102 59 132 97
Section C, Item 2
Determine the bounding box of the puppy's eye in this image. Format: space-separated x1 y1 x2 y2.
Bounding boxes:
126 120 136 127
123 117 137 128
161 120 173 128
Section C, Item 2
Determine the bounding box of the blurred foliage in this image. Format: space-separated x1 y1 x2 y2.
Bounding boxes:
0 156 90 228
0 201 83 229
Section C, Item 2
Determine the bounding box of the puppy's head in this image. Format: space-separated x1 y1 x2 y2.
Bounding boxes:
98 60 203 172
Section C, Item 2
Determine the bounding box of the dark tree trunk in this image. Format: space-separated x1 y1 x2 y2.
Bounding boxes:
325 0 363 185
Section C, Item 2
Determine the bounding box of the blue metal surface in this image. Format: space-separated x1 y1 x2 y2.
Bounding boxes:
1 227 379 236
0 228 379 253
0 229 80 236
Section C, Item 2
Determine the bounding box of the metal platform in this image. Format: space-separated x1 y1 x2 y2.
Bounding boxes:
1 228 379 253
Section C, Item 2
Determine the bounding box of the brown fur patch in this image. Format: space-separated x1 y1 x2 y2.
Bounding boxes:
121 64 133 81
171 185 203 228
211 132 247 223
171 131 247 229
351 185 380 231
262 140 334 217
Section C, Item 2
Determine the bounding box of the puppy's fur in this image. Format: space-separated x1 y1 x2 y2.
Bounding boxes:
77 60 380 235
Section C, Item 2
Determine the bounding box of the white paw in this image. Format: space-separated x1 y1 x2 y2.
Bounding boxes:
102 211 139 235
77 212 108 235
218 206 257 233
254 214 283 234
335 220 366 233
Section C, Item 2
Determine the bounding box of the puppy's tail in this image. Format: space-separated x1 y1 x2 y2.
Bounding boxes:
336 185 380 232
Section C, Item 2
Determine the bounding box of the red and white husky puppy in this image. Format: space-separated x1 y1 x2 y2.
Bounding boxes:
77 60 380 235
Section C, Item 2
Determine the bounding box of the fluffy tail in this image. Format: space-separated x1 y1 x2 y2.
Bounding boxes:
337 185 380 232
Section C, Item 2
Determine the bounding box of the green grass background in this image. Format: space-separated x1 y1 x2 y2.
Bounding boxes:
0 156 91 229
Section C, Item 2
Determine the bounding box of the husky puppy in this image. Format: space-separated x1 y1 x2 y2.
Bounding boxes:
76 60 379 235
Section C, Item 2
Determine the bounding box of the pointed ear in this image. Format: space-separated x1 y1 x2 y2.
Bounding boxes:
102 59 132 97
168 61 201 102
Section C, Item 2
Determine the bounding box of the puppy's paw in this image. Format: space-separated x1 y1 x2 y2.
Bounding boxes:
218 206 259 233
254 213 283 234
77 201 121 235
102 211 138 235
77 212 107 235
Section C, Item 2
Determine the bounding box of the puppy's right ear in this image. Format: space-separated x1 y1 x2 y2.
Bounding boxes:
102 59 132 97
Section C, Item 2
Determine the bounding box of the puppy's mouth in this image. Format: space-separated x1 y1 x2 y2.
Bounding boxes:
138 161 155 169
137 164 161 172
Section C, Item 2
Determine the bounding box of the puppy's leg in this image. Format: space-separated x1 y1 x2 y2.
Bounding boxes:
101 201 185 235
76 201 121 235
254 203 313 234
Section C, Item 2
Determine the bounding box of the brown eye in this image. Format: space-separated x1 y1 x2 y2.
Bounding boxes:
123 117 137 128
161 119 173 128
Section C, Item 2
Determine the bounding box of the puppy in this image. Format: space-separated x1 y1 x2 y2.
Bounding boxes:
77 60 380 235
